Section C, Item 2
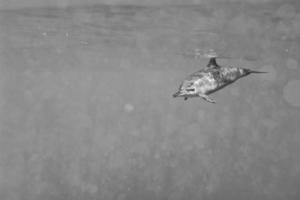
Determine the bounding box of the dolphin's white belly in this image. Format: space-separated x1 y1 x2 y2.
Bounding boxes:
194 74 218 94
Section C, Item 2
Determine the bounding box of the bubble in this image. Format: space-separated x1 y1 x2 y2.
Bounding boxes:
276 21 291 36
124 103 134 113
283 80 300 107
276 4 296 19
286 58 298 69
292 14 300 35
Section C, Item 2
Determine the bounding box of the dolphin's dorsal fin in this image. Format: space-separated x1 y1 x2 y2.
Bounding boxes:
207 57 221 68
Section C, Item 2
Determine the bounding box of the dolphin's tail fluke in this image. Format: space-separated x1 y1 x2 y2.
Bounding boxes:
173 91 180 98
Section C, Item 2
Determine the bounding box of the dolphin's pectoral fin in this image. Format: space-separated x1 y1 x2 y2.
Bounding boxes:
198 94 216 104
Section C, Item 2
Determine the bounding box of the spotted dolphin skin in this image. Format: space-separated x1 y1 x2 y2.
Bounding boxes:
173 56 267 103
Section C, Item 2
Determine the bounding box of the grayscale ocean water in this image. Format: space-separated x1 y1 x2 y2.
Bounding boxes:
0 1 300 199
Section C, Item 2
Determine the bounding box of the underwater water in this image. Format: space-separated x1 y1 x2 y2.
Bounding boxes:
1 0 300 199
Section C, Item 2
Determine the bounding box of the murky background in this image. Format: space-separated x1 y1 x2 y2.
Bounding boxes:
1 0 300 199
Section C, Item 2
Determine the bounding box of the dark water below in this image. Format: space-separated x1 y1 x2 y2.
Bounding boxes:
1 2 300 200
